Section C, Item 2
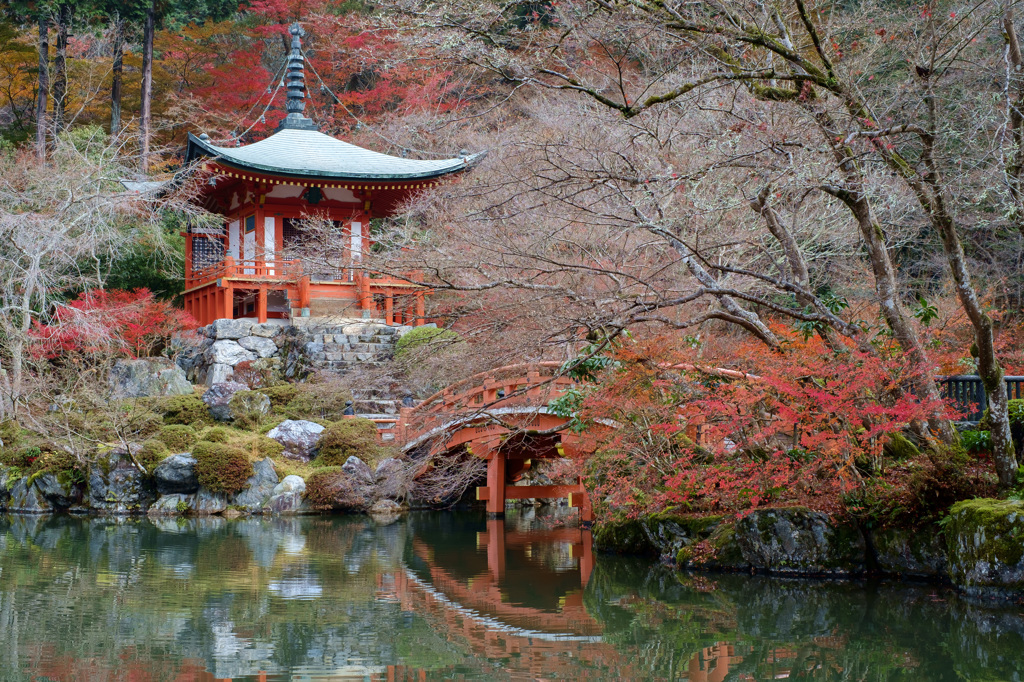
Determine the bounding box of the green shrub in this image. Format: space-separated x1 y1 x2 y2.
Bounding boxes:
160 394 210 425
156 424 198 452
255 436 284 458
1 445 41 468
394 326 462 360
203 427 232 443
137 439 170 472
305 467 343 511
0 419 22 451
228 390 271 430
960 429 992 454
313 418 391 468
257 383 299 408
192 442 253 494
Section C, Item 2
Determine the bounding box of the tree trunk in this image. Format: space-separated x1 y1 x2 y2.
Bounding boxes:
110 14 125 135
35 15 49 162
140 0 156 173
52 3 70 137
1003 8 1024 238
823 179 954 445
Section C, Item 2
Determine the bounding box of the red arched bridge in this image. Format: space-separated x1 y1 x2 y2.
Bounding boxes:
371 362 594 522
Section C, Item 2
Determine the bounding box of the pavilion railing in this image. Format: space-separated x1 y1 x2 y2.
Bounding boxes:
938 375 1024 422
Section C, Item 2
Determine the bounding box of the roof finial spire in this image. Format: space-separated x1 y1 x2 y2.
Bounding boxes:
279 22 316 131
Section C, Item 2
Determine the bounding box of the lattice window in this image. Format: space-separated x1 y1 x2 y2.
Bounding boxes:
192 235 225 272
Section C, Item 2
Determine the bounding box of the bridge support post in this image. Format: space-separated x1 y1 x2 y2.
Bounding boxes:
485 450 505 518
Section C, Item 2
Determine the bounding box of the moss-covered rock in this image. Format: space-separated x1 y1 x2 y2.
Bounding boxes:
159 394 211 426
593 518 658 556
155 424 198 452
882 432 920 462
594 513 725 560
871 525 948 577
945 498 1024 598
734 507 867 576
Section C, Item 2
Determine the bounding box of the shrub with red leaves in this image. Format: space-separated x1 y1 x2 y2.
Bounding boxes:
31 288 198 361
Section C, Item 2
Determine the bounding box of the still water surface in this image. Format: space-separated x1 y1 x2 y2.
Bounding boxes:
0 510 1022 681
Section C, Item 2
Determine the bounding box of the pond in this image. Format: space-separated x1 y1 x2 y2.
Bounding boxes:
0 510 1021 681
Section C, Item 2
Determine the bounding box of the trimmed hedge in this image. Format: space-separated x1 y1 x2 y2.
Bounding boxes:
314 418 389 468
156 424 198 452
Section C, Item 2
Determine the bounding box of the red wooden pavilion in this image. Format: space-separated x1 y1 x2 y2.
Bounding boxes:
181 23 480 327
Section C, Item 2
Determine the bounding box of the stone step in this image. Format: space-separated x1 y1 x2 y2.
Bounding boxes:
353 399 398 415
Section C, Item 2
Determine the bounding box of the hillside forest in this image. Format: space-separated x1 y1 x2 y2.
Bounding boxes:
1 0 1024 525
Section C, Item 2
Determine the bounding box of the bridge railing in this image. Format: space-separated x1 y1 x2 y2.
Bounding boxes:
939 375 1024 423
396 362 574 447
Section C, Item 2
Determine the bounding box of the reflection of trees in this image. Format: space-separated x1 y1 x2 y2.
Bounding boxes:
2 514 1024 680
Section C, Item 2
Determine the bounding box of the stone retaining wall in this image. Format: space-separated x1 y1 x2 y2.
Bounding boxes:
176 317 414 385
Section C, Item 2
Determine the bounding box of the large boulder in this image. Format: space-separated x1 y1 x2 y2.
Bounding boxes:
945 499 1024 598
342 456 374 484
238 336 278 358
266 474 307 515
193 489 228 515
148 494 191 515
208 340 256 366
232 458 279 511
33 473 79 509
109 357 192 398
202 382 248 421
250 322 283 338
7 478 51 513
734 507 866 576
89 450 156 514
266 419 324 461
206 363 233 385
374 458 409 502
209 318 254 340
153 453 200 495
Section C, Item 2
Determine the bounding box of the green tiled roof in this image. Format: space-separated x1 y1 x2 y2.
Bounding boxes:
186 129 482 181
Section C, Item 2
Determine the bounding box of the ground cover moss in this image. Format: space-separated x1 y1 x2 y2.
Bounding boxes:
159 394 211 426
155 425 198 452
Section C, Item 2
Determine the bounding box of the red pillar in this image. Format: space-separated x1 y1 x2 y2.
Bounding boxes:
257 285 268 323
486 518 505 581
486 450 505 517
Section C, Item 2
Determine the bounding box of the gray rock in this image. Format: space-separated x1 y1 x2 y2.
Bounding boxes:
202 381 248 421
267 420 324 461
369 499 405 516
210 318 254 340
193 489 228 515
89 450 156 514
735 508 866 576
273 475 306 496
153 453 199 495
7 478 50 513
0 466 13 509
33 473 78 508
238 336 278 358
109 357 193 398
228 390 271 421
873 526 948 578
945 499 1024 598
206 363 233 385
232 458 279 511
250 322 283 338
149 494 192 515
374 458 409 501
342 456 374 484
209 340 256 366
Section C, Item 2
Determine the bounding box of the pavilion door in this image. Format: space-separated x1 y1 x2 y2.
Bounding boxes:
243 214 256 273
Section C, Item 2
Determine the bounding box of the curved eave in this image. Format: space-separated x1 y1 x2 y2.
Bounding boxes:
186 132 485 182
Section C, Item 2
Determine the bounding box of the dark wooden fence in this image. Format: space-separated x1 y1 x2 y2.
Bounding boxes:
938 375 1024 422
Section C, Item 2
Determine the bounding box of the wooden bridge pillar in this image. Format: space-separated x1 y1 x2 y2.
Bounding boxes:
485 449 505 518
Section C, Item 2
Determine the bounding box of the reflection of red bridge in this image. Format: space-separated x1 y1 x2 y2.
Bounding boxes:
371 519 743 681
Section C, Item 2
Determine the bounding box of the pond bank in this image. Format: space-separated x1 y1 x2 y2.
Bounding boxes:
593 503 1024 601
